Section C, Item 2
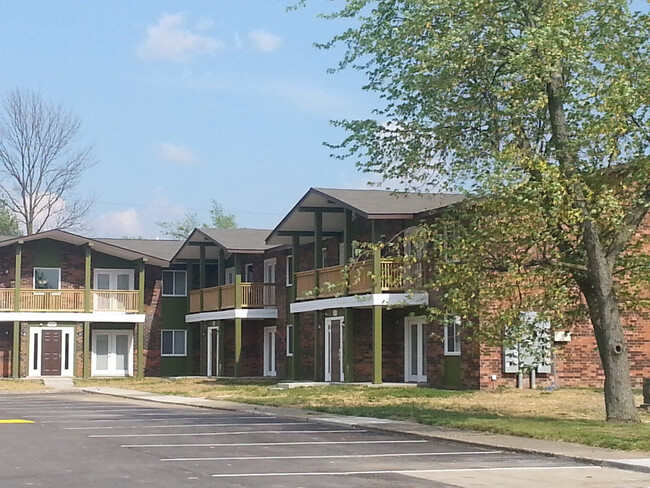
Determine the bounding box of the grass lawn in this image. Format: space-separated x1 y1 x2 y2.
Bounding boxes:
0 379 46 392
75 377 650 452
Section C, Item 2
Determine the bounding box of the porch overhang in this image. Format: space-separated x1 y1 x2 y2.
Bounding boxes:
185 308 278 323
289 292 428 314
0 312 146 323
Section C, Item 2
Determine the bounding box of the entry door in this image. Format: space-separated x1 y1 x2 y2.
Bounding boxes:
41 329 62 376
207 326 219 377
92 331 133 376
405 317 427 382
324 317 344 382
263 326 276 377
263 258 276 306
94 269 134 311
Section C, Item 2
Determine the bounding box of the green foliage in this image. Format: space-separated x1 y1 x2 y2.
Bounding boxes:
0 205 20 237
157 199 237 239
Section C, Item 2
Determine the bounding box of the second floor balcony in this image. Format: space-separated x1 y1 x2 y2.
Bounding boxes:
295 257 420 301
189 282 276 314
0 289 140 313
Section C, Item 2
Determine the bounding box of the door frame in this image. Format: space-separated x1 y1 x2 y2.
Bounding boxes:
404 316 427 383
28 325 75 377
91 329 134 377
263 326 277 377
207 325 219 377
324 316 345 382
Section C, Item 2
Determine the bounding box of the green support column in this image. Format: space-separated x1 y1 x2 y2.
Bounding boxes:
12 243 21 379
83 321 90 378
290 235 301 380
372 305 383 384
234 273 242 377
343 309 354 382
84 244 92 313
12 321 19 378
137 259 146 378
218 248 225 286
199 245 206 311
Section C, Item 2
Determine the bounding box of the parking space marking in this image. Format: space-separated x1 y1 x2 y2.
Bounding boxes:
162 450 503 462
0 419 34 424
122 439 428 448
91 428 365 438
210 465 598 478
66 421 305 430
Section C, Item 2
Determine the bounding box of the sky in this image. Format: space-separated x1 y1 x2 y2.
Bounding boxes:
0 1 647 238
0 1 381 238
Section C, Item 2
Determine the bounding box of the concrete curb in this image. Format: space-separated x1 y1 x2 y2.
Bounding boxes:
81 387 650 475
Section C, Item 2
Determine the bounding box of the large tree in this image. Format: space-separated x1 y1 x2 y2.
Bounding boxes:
157 199 237 239
0 89 95 234
317 1 649 421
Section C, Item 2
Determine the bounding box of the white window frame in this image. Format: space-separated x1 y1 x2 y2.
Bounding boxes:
28 326 75 377
444 316 461 356
160 329 187 357
162 270 187 297
94 268 135 290
286 255 293 286
404 316 427 382
286 324 294 357
33 267 61 290
244 263 254 282
225 267 235 285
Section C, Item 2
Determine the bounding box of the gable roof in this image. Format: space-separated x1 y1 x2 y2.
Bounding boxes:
97 238 183 262
0 230 175 267
267 187 464 245
172 228 277 262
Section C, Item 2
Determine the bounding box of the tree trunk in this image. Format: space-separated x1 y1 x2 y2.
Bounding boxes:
579 222 640 422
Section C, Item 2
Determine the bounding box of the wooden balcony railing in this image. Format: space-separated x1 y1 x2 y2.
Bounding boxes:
188 282 277 313
295 258 410 301
0 289 139 313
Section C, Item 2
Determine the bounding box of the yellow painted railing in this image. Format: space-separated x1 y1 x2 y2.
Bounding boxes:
295 258 409 301
0 289 139 312
188 282 277 313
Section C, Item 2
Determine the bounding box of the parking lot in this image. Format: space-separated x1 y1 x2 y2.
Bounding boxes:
0 392 647 487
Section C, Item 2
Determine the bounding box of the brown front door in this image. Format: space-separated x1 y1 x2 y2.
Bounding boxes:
41 329 62 376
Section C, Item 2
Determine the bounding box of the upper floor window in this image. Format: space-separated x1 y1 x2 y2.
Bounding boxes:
225 267 235 285
286 255 293 286
244 263 254 282
34 267 60 290
444 316 461 356
95 269 134 290
162 270 187 296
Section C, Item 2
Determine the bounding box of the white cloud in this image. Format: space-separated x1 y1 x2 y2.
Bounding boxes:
248 30 282 53
156 142 199 165
137 13 224 63
94 209 144 237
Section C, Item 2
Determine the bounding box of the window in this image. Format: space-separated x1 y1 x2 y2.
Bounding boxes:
225 267 235 285
339 242 345 265
321 247 328 268
286 324 293 356
162 270 187 296
503 312 551 374
244 263 254 282
444 316 461 356
161 330 187 357
286 255 293 286
34 267 61 290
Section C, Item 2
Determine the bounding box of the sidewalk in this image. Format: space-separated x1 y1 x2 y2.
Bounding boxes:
80 386 650 475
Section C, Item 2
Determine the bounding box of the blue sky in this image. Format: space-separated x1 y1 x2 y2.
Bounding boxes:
0 1 380 237
0 1 647 237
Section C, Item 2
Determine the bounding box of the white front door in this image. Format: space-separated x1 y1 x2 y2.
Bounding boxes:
404 316 427 382
324 317 344 382
92 330 133 376
207 326 219 377
263 326 276 377
263 258 276 306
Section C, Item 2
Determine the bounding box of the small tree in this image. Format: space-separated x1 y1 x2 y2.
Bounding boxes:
157 199 237 239
0 204 20 237
316 1 649 421
0 89 95 234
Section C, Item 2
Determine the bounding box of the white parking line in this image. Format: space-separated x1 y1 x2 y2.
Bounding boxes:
66 421 305 430
210 465 598 478
122 440 428 448
91 429 365 438
162 450 503 462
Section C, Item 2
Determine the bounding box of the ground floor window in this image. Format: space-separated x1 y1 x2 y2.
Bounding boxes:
92 330 133 376
444 316 461 356
161 329 186 357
